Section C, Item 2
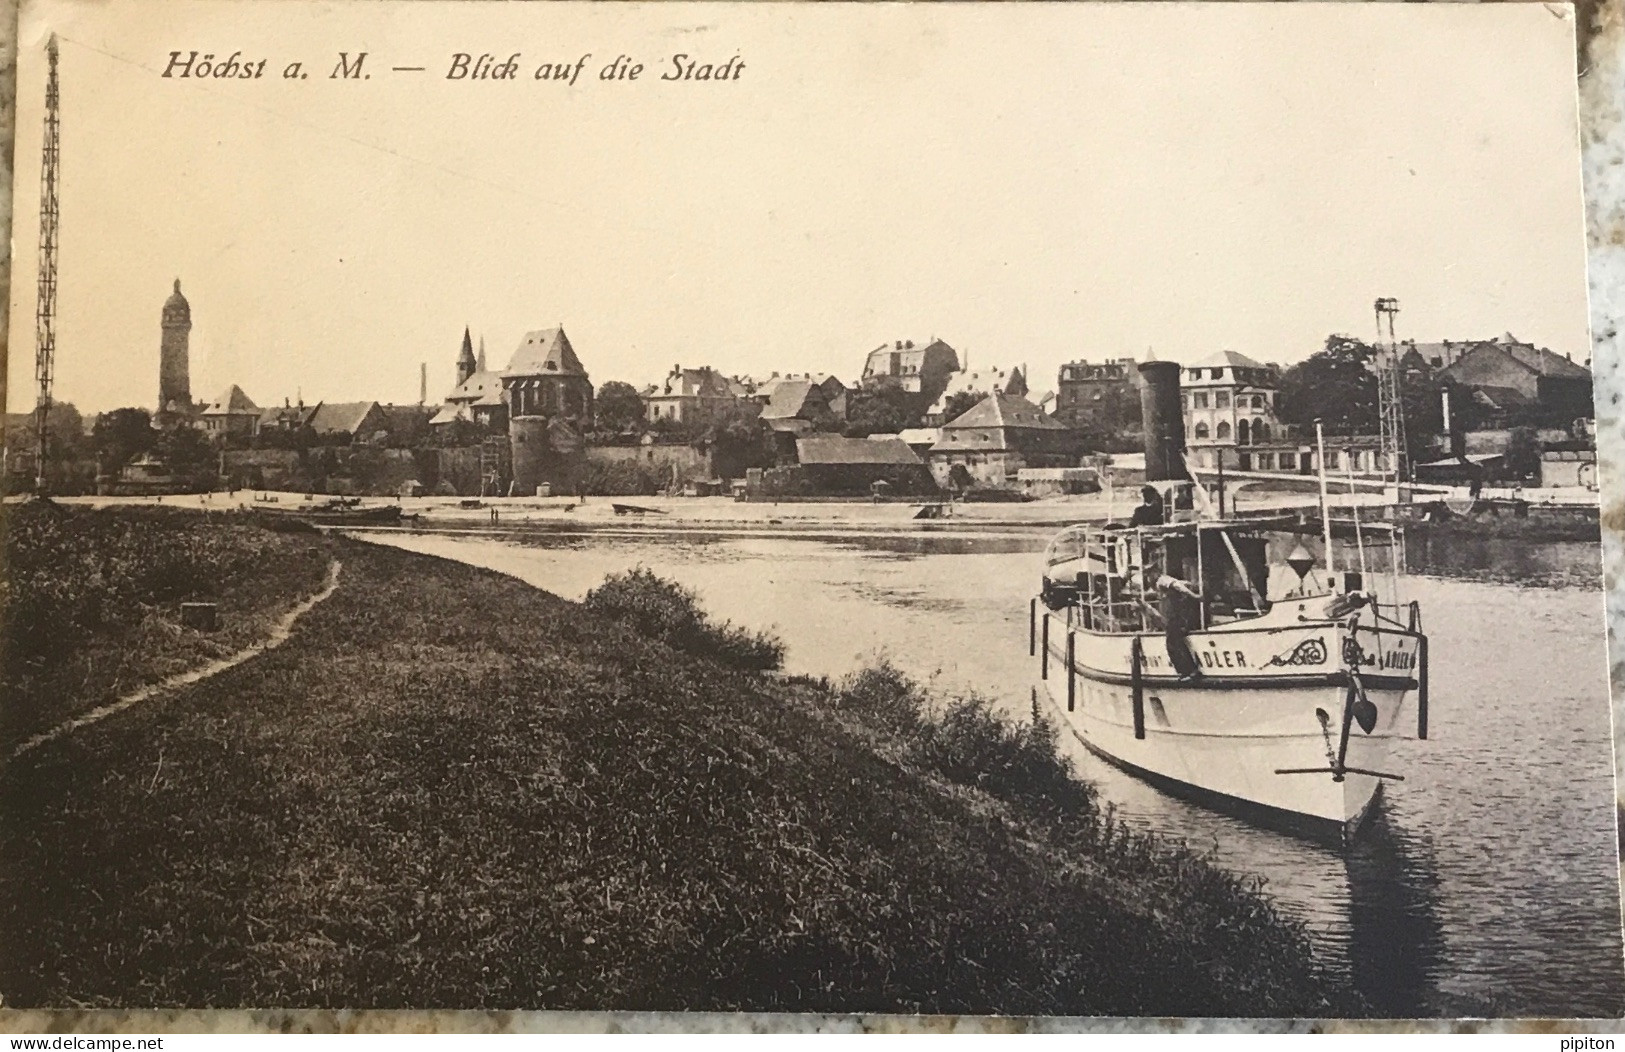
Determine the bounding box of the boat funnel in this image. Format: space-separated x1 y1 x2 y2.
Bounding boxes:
1138 360 1186 482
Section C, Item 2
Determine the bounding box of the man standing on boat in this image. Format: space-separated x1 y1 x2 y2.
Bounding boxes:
1129 485 1165 527
1148 566 1203 678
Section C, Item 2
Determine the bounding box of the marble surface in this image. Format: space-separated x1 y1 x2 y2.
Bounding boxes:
0 0 1620 1033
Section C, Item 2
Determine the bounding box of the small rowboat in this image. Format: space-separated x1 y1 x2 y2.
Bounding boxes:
253 503 403 526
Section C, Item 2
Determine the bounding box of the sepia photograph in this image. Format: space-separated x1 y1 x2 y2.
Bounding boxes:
0 0 1619 1021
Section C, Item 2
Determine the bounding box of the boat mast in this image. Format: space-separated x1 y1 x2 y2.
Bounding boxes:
1315 419 1337 586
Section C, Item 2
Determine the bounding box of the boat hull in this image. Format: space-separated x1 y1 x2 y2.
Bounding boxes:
253 505 403 526
1036 609 1421 844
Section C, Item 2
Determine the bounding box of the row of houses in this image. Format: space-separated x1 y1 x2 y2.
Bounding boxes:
193 386 437 446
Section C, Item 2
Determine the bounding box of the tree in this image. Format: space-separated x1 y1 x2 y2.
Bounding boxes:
595 381 647 434
698 402 775 479
1277 336 1379 435
158 425 218 489
92 408 156 473
44 402 86 461
843 386 927 437
940 390 984 424
429 418 489 448
1504 426 1540 480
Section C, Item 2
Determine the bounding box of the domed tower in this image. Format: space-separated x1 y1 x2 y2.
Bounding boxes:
159 278 193 413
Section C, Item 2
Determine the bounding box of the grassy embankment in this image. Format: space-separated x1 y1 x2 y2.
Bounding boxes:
0 505 1359 1014
1 503 331 750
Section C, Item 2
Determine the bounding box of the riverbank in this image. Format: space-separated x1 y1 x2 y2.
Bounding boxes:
1 502 333 750
0 508 1358 1014
27 484 1597 540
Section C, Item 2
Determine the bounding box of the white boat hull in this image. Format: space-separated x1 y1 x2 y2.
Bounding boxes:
1035 603 1423 842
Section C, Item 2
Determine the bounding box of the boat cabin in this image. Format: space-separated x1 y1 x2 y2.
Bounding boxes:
1043 501 1405 637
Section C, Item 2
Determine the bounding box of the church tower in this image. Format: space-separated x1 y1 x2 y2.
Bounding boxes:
456 325 477 386
159 278 193 413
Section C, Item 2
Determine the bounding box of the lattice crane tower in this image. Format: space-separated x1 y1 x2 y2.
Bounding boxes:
1373 297 1407 484
34 35 60 496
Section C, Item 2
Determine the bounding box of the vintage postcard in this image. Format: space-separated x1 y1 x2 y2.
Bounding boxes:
1 0 1618 1022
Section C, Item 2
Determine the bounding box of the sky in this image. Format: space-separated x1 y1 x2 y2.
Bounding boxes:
3 0 1592 415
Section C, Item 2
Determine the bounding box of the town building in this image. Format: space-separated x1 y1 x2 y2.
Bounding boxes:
927 392 1078 489
751 373 849 420
923 366 1027 426
1054 358 1140 434
198 385 261 440
1179 351 1298 471
757 376 844 436
859 338 961 403
1539 442 1599 489
310 401 389 443
256 401 319 438
377 404 437 446
894 427 940 458
156 279 196 426
431 329 507 432
502 328 593 424
794 435 936 496
503 326 594 495
642 365 739 427
1433 333 1593 426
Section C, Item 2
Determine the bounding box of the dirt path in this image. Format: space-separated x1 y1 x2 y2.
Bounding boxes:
5 558 344 766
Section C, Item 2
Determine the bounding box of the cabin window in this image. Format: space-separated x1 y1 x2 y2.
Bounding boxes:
1211 368 1225 380
1252 394 1265 409
1194 422 1210 440
1256 420 1270 442
1216 421 1232 441
1215 391 1230 409
1193 392 1209 409
1325 450 1340 469
1256 452 1274 469
1279 452 1296 470
1236 419 1250 445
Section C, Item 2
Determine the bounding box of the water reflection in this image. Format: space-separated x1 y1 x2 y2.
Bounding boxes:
1344 810 1446 1016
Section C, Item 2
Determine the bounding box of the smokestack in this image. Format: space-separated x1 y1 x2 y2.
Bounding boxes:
1138 360 1186 482
419 363 427 405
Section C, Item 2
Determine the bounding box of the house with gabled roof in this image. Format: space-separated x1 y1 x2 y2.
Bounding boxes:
310 401 389 443
860 338 961 404
257 401 319 438
757 376 845 436
642 364 743 427
927 392 1078 489
924 365 1027 426
1435 333 1593 426
198 384 261 439
794 434 935 496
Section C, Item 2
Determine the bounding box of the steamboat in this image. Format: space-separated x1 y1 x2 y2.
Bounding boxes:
1034 360 1429 844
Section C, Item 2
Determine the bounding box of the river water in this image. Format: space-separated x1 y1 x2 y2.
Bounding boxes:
361 523 1622 1018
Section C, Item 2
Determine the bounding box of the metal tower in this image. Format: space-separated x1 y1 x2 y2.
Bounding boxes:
1373 297 1407 483
34 35 60 495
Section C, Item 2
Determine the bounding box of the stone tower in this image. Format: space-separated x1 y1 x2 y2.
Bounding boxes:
159 278 193 413
456 326 477 387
